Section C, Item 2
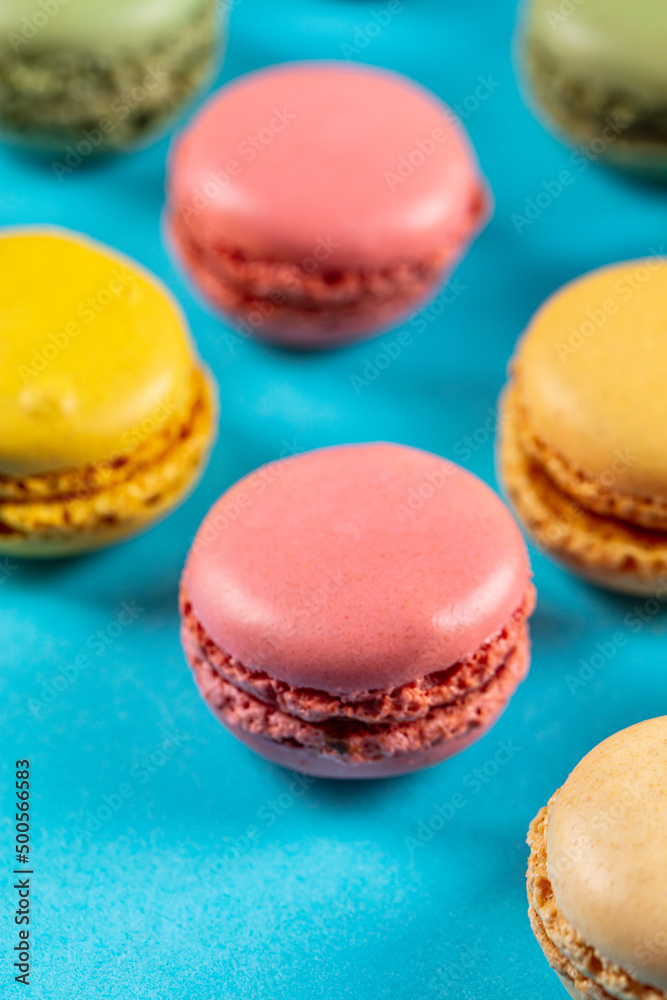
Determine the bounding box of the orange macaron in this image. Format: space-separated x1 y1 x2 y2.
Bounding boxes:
499 258 667 594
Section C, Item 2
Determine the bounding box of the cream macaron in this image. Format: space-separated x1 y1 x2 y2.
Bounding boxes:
499 257 667 594
527 716 667 1000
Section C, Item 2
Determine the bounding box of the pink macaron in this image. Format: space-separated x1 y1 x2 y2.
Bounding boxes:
179 443 534 778
167 62 488 349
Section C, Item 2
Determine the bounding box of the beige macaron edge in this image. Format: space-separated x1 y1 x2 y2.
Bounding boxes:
526 794 665 1000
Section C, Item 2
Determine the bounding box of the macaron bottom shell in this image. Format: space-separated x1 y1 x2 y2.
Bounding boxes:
223 715 509 780
182 599 532 779
189 652 527 781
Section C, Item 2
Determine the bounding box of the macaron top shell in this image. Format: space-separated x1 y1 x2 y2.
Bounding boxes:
0 0 210 53
514 260 667 501
525 0 667 100
170 63 485 271
184 443 530 694
547 716 667 993
0 230 195 476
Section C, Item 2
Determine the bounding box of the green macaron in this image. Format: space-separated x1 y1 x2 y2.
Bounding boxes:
519 0 667 176
0 0 225 155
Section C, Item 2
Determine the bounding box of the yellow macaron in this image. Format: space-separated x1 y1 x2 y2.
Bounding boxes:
0 228 216 557
527 717 667 1000
498 258 667 594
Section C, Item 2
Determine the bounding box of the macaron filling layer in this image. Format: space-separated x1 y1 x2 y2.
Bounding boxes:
0 370 213 545
180 586 534 765
512 385 667 531
527 797 663 1000
500 386 667 584
169 187 485 341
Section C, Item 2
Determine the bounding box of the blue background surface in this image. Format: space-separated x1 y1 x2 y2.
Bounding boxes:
2 1 667 997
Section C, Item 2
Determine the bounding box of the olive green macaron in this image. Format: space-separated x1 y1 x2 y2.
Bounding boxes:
519 0 667 176
0 0 225 155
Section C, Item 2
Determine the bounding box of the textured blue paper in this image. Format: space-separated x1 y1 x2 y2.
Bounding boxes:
2 1 667 997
